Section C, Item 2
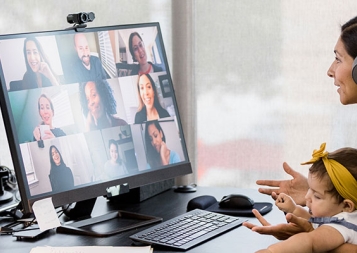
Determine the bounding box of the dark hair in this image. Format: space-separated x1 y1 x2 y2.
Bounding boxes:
309 147 357 203
49 145 66 168
38 94 54 116
145 120 166 167
340 17 357 59
136 73 165 112
108 139 122 165
79 79 117 117
128 32 143 62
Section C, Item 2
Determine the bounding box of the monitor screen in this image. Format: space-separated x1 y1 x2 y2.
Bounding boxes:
0 22 192 217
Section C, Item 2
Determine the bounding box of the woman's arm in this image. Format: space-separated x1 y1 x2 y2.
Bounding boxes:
256 225 345 253
257 162 309 206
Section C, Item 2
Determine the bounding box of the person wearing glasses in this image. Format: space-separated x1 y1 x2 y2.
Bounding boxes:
128 32 163 75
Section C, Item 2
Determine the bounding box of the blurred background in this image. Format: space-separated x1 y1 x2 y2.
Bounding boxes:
0 0 356 190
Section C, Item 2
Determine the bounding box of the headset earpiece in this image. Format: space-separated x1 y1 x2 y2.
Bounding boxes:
352 57 357 84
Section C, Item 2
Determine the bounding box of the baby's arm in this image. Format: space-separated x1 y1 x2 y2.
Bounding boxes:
255 225 345 253
275 193 310 219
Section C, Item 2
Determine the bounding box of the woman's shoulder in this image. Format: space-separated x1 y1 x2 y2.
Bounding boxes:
51 128 66 137
149 62 163 72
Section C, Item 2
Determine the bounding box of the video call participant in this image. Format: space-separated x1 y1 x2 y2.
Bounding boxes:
128 32 163 75
145 120 180 168
48 145 74 193
104 139 128 179
134 73 170 124
79 80 128 131
244 15 357 252
22 37 59 89
33 94 66 141
66 33 107 83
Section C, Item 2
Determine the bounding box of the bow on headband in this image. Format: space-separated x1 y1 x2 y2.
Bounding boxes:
301 143 357 207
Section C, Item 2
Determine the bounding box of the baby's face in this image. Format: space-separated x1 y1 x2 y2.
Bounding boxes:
305 173 344 217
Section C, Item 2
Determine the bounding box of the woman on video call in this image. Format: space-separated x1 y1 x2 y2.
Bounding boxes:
134 73 170 124
48 145 74 193
145 120 180 168
128 31 163 75
244 15 357 253
79 80 128 131
33 94 66 141
104 139 128 179
22 37 59 89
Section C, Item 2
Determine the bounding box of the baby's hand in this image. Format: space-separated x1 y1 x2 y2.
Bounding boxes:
275 192 296 213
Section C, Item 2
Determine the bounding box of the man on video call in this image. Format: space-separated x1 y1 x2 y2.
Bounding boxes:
66 33 108 83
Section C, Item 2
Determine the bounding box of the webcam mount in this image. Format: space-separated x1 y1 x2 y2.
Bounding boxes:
66 12 95 32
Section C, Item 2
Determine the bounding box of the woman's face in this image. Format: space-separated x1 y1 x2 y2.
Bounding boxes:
51 147 61 166
131 35 147 65
148 123 163 153
39 97 53 125
26 40 41 73
109 143 119 163
139 75 155 110
327 37 357 105
85 81 104 120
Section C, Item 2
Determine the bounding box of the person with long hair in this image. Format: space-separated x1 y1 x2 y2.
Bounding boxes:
22 37 59 89
33 94 66 141
104 139 128 178
79 79 128 131
244 16 357 252
48 145 74 193
144 120 180 168
128 32 163 75
134 73 170 124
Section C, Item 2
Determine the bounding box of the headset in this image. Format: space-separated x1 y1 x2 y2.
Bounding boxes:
353 57 357 84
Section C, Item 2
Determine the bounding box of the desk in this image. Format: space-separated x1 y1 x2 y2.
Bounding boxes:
1 187 285 253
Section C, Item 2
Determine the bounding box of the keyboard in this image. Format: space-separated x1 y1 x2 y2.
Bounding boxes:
130 209 246 250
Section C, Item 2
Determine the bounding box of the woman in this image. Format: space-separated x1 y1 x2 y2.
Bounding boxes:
79 79 128 131
245 16 357 252
104 139 128 178
134 73 170 124
145 120 180 168
48 145 74 193
128 32 163 75
22 37 59 89
33 94 66 141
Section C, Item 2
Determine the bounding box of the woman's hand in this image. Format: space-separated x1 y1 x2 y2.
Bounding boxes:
243 209 313 240
38 62 59 86
256 162 309 206
33 126 41 141
42 129 55 140
160 141 170 165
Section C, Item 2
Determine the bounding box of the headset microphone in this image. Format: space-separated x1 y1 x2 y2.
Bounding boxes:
353 57 357 84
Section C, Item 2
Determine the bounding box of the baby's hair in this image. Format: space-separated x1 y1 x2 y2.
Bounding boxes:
309 147 357 203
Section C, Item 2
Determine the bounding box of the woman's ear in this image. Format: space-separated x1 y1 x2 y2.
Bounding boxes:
342 199 355 212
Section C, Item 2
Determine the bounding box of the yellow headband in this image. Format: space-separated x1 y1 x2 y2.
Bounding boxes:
301 143 357 206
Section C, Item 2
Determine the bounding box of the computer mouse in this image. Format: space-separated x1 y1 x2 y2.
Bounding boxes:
218 194 255 209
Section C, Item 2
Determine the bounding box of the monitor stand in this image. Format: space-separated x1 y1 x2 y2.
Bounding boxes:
56 197 162 237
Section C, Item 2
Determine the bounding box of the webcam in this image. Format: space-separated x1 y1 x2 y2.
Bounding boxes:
67 12 95 25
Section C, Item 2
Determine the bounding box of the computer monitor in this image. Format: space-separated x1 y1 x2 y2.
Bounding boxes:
0 22 192 234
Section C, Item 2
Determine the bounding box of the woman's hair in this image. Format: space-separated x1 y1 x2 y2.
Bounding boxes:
340 17 357 59
108 139 122 165
144 120 166 167
128 32 143 62
79 79 117 117
309 147 357 203
38 93 54 116
136 73 165 112
49 145 66 168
